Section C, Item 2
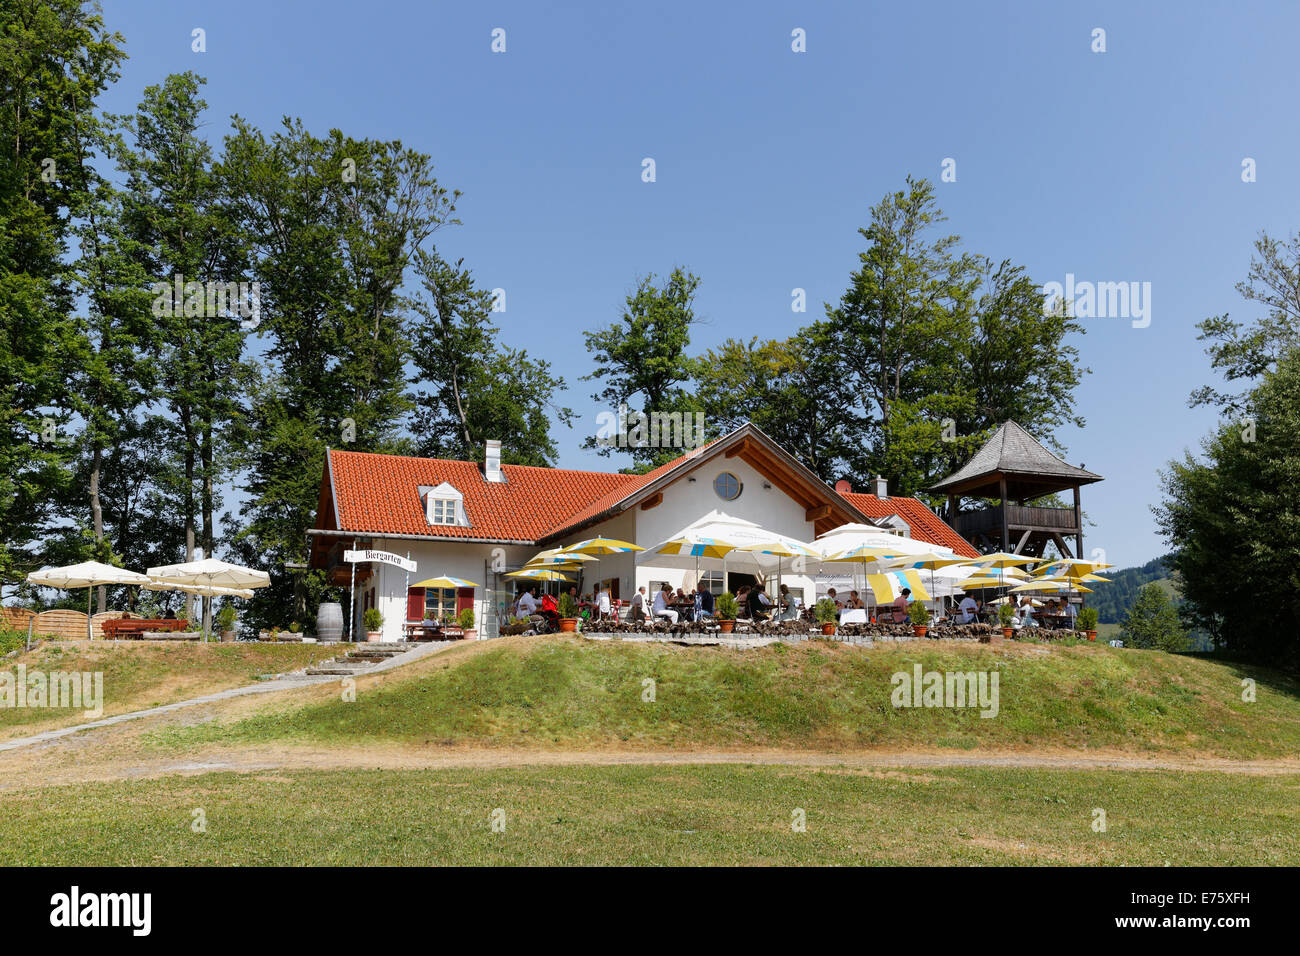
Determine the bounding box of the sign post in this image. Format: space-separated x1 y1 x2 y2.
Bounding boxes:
343 549 418 642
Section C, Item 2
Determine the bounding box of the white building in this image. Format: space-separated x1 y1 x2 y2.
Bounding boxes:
307 424 976 640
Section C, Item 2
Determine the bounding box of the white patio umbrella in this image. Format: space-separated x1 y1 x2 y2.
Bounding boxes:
147 559 270 640
26 561 152 640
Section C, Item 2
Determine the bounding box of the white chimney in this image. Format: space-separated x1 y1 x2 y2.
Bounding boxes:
484 440 504 482
871 475 888 498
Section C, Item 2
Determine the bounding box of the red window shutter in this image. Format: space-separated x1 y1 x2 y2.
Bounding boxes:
455 587 474 614
406 587 425 621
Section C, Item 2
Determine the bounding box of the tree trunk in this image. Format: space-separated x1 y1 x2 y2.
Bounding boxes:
89 441 106 612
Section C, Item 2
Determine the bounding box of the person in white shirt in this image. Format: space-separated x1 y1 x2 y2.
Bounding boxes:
517 587 538 617
652 584 678 623
596 586 611 619
959 595 979 624
630 586 647 621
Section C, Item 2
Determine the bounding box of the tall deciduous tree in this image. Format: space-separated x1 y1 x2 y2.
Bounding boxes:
115 72 252 627
408 248 571 465
1157 349 1300 667
582 267 701 471
0 0 126 593
223 118 459 630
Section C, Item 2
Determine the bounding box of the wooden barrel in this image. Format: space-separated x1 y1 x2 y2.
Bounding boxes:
316 602 344 642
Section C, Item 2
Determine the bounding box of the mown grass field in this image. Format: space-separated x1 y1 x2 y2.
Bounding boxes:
1 763 1296 865
0 640 336 738
145 636 1300 758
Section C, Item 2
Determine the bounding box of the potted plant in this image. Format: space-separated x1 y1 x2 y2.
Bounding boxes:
556 593 579 632
997 602 1016 641
363 607 384 642
1077 606 1099 641
458 607 477 640
269 626 281 643
215 605 237 643
814 598 838 635
909 600 930 638
714 592 739 633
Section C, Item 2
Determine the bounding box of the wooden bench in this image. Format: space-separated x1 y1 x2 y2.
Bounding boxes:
102 618 189 640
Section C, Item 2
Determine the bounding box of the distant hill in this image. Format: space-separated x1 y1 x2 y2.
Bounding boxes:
1088 555 1212 651
1089 556 1173 624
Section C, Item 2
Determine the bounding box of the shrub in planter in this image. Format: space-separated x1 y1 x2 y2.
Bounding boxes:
814 598 839 635
996 602 1016 639
908 600 930 637
362 607 384 641
215 605 237 642
1076 606 1099 640
556 593 579 632
714 592 739 633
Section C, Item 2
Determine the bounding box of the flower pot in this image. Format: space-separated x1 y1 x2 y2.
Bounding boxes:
820 622 836 635
718 620 735 633
219 630 235 643
463 628 477 640
558 618 578 633
1086 630 1097 642
366 631 381 642
1002 627 1014 640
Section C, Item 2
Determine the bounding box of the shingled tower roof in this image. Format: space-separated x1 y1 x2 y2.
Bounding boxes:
928 421 1102 499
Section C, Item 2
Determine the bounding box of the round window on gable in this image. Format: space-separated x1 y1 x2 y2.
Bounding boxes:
714 471 742 501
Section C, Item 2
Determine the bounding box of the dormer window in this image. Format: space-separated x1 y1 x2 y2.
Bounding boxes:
419 482 468 528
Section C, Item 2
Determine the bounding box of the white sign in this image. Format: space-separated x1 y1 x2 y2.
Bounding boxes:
344 549 417 573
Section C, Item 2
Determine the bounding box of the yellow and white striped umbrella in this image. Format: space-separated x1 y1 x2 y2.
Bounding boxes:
559 538 644 557
864 569 932 604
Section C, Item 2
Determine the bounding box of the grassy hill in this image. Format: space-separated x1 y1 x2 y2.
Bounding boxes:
0 640 336 739
147 635 1300 759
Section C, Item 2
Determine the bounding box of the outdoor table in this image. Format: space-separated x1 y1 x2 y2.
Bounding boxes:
840 609 868 625
404 622 444 642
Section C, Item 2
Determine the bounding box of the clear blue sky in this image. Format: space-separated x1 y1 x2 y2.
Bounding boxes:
100 0 1300 569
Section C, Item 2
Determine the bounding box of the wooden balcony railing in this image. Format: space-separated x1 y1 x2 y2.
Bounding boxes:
951 504 1079 537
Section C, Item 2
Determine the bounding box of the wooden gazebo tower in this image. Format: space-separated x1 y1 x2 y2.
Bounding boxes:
928 421 1103 558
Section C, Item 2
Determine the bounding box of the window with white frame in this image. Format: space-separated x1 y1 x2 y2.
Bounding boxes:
696 571 724 592
428 497 456 525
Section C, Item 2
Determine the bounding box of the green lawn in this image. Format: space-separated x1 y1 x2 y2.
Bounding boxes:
0 640 337 738
146 636 1300 758
1 763 1296 865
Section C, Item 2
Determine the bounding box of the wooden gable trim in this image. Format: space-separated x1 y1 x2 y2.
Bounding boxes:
639 492 663 511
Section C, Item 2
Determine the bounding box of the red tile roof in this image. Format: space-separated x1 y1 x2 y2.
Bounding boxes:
326 449 637 542
840 492 980 557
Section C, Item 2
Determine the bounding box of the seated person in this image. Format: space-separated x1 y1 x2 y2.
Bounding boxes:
695 583 714 620
844 591 865 610
652 583 679 623
1019 597 1037 626
749 585 772 622
596 587 611 620
516 586 539 618
958 594 979 624
734 586 751 617
630 586 648 622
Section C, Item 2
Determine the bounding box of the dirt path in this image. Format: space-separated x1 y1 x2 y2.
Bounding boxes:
4 740 1299 791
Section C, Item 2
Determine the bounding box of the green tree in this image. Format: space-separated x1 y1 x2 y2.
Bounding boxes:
582 267 701 471
1191 230 1300 414
408 248 571 465
1119 582 1189 652
222 118 459 630
1157 348 1300 667
691 323 858 480
115 73 252 627
825 179 1087 499
0 0 125 590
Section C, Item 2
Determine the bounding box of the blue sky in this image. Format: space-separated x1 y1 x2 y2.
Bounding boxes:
100 0 1300 568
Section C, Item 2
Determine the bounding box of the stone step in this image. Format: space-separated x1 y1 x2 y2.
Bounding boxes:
304 665 371 676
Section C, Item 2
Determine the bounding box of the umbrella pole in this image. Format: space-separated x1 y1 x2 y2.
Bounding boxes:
87 586 92 641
